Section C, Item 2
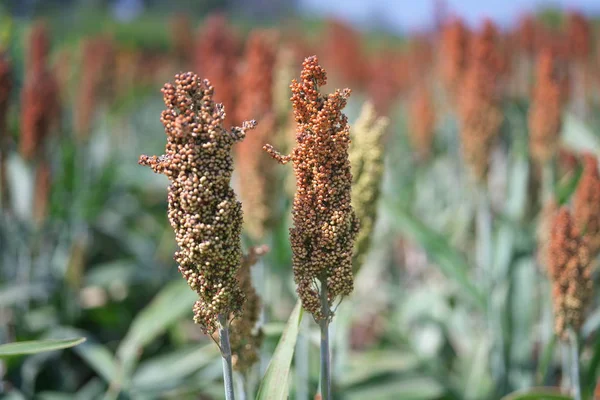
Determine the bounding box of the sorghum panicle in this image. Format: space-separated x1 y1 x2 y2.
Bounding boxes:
0 51 11 136
573 154 600 256
230 245 268 373
75 36 115 140
0 52 12 207
408 84 436 161
33 160 51 224
458 20 503 182
264 56 359 321
195 15 240 127
169 14 195 68
349 102 388 272
566 12 591 61
528 49 564 165
547 207 592 339
322 19 365 86
139 73 256 333
516 15 536 56
235 31 278 241
27 22 50 76
366 51 403 115
440 19 469 98
20 24 59 160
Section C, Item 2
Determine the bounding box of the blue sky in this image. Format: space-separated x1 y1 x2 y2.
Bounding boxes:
298 0 600 32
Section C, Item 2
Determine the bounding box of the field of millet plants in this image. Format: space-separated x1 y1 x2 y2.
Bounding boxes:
3 3 600 399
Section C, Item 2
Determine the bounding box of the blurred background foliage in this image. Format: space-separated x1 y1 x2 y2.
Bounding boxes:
2 0 600 399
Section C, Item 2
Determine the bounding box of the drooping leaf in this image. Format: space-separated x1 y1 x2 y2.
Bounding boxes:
0 338 86 357
256 301 303 400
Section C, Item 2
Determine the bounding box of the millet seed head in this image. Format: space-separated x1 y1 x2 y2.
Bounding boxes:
139 72 256 334
264 56 359 322
547 207 593 339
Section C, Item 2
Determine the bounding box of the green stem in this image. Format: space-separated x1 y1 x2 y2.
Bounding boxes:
218 314 236 400
569 328 582 400
319 280 331 400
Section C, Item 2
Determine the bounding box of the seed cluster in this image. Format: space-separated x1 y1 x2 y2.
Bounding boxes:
0 52 12 206
548 207 592 339
458 21 503 182
75 36 115 141
235 31 278 241
139 72 256 333
195 15 239 127
573 154 600 256
408 84 436 161
350 102 388 272
264 56 359 321
20 22 59 160
528 49 564 165
440 19 469 98
230 245 268 373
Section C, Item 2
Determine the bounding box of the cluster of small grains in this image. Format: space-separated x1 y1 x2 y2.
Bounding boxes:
75 36 115 141
566 12 591 61
20 22 59 160
264 56 359 321
235 31 278 241
528 49 564 165
169 14 195 68
366 50 406 115
458 20 503 183
408 84 436 161
349 102 388 272
439 19 469 98
573 154 600 256
0 52 10 134
322 19 365 86
139 72 256 333
0 52 12 206
195 15 239 127
547 207 592 339
230 245 268 373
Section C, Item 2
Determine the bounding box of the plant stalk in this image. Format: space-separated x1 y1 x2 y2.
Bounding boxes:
569 328 582 400
218 314 236 400
319 280 331 400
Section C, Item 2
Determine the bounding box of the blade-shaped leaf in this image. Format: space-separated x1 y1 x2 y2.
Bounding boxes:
131 344 219 390
384 200 485 309
116 279 197 374
501 387 573 400
256 301 303 400
0 338 86 357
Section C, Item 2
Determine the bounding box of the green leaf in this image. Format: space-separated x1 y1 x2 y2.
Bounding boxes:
116 279 197 375
339 351 421 388
384 201 485 309
256 301 303 400
344 377 444 400
131 344 219 390
0 337 86 357
560 113 600 154
535 335 557 386
44 327 118 383
501 387 573 400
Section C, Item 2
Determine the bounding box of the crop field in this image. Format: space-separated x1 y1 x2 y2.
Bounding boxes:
2 3 600 399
